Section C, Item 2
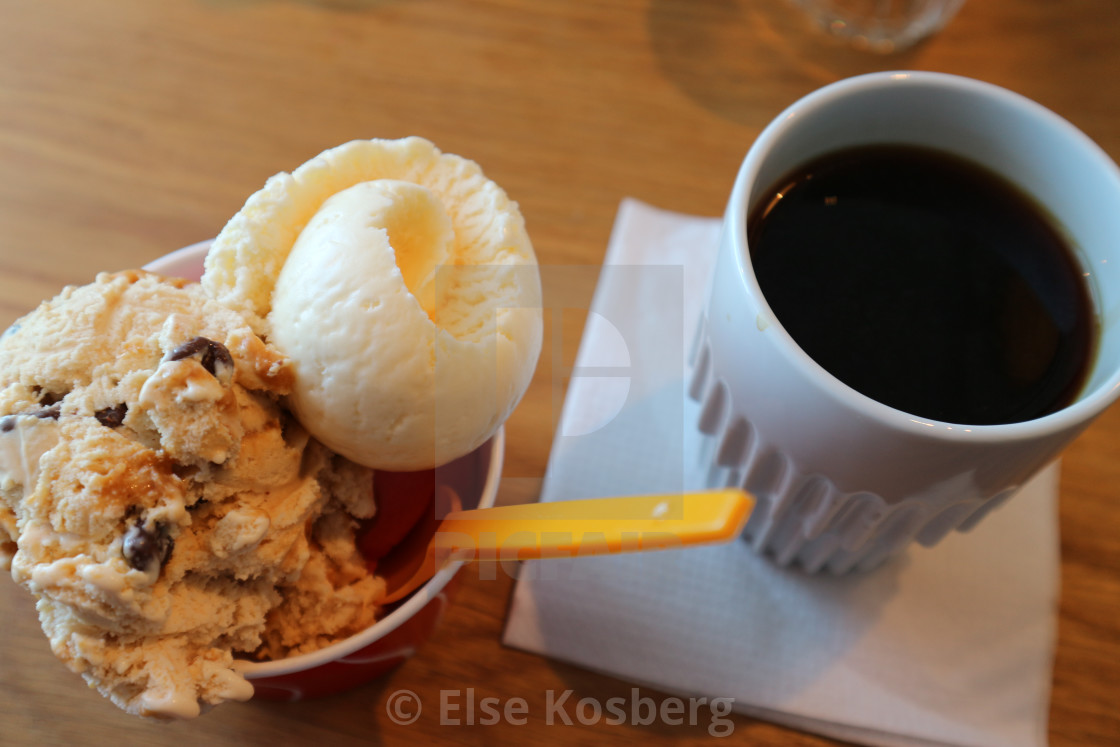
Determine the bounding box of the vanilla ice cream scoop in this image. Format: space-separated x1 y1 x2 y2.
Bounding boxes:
203 138 542 470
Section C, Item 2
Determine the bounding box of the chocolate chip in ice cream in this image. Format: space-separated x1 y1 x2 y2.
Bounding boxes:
95 404 128 428
122 518 174 572
34 404 61 420
168 336 234 380
1 406 60 431
35 389 66 406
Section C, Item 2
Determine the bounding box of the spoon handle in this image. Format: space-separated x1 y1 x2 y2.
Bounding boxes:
433 488 752 561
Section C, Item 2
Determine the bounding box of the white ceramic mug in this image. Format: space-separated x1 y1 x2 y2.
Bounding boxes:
689 71 1120 573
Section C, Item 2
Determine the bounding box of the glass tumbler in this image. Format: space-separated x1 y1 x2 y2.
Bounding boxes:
789 0 967 52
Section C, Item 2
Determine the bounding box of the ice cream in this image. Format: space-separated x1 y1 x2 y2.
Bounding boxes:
203 137 543 470
0 136 540 719
0 271 383 718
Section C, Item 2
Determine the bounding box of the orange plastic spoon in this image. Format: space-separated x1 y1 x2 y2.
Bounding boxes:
378 488 753 604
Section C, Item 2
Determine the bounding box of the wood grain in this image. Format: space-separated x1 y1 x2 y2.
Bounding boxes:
1 0 1118 744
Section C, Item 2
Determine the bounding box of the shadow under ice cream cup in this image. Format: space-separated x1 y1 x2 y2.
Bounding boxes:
689 71 1120 574
144 241 504 700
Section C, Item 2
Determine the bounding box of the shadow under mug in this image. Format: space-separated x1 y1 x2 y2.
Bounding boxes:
690 71 1120 574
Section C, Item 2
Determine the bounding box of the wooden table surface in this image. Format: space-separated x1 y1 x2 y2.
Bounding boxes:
1 1 1118 745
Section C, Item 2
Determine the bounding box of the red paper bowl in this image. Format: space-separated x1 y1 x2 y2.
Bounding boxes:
144 241 504 700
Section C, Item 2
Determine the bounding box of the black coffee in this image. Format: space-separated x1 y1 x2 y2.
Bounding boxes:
748 144 1095 425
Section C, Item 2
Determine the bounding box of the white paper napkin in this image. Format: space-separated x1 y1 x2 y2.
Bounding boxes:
503 198 1058 747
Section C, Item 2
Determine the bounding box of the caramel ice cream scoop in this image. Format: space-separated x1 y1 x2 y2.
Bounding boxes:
0 271 382 718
